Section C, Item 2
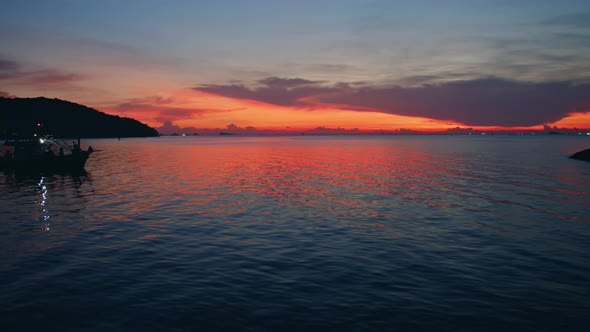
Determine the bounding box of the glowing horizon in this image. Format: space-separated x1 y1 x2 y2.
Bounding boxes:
93 86 590 133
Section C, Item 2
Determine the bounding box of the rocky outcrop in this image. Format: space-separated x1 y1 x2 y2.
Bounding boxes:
569 148 590 162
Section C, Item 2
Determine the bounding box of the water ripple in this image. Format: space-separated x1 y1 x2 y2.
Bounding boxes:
1 136 589 331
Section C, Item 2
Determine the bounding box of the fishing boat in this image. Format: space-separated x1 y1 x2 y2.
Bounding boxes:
0 136 94 172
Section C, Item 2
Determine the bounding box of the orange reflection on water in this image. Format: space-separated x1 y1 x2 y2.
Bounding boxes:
136 137 471 226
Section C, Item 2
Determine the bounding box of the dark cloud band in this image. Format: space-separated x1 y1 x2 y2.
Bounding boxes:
194 77 590 127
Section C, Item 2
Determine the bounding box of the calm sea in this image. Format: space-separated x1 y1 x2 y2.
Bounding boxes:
1 135 589 331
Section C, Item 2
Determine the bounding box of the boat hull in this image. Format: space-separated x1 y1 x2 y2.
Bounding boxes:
0 151 91 172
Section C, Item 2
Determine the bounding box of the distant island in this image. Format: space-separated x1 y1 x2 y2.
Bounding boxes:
0 97 159 138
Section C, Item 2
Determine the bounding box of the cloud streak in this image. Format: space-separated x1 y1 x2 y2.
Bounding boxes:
0 59 19 71
323 78 590 126
195 77 590 127
0 57 85 86
104 95 228 125
0 90 15 98
542 12 590 29
194 77 342 107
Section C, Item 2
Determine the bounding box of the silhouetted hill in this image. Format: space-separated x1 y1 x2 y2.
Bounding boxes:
0 97 159 138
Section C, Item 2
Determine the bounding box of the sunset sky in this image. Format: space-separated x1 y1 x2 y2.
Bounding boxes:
1 0 590 133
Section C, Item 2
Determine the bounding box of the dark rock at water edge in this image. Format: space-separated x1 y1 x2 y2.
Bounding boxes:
0 97 159 138
569 148 590 162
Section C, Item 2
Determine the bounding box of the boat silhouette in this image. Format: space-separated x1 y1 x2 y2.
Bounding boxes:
1 136 94 172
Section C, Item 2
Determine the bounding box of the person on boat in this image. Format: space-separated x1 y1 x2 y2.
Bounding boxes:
45 147 55 158
72 141 81 154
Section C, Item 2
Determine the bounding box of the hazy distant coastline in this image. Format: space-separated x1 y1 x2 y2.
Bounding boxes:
156 121 590 137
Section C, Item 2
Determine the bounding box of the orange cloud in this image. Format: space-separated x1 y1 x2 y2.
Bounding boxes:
547 111 590 129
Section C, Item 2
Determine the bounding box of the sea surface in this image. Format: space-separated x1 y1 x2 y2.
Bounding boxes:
1 135 589 331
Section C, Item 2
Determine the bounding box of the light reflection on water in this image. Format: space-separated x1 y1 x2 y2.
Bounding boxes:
1 136 589 331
